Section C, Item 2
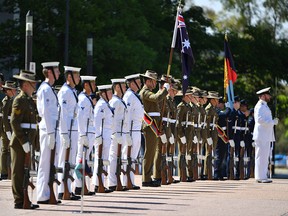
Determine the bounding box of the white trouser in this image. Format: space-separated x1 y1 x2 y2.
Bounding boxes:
74 133 95 188
37 129 59 201
92 129 112 187
255 140 270 180
57 130 78 194
108 136 126 187
122 131 141 186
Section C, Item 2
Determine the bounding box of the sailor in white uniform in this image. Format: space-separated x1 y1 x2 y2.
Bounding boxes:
253 87 278 183
122 74 143 189
36 62 61 204
57 66 81 199
108 78 128 191
74 76 97 195
92 84 114 193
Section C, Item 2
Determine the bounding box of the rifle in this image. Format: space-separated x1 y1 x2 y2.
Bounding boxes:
126 145 135 189
229 117 238 180
180 110 189 182
115 142 126 191
160 140 169 185
250 143 255 178
23 151 35 209
62 119 75 200
48 109 62 204
207 115 216 180
239 121 247 180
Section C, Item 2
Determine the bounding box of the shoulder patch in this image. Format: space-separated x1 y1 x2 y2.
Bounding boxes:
13 108 21 115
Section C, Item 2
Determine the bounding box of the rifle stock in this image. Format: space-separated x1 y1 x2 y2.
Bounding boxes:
62 147 74 200
160 141 169 185
229 146 235 180
97 143 108 193
180 144 187 182
239 146 245 180
126 145 135 189
23 152 35 209
116 143 125 191
48 147 61 204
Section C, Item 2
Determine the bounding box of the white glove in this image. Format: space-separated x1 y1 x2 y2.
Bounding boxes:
6 131 12 140
47 133 55 150
169 134 175 144
61 134 70 149
95 136 103 146
79 135 89 148
112 133 123 144
207 137 213 145
163 83 170 90
229 139 235 148
240 140 245 148
252 142 255 147
160 134 167 143
273 118 279 125
193 135 198 144
22 142 30 153
125 134 132 146
180 136 186 145
225 102 230 109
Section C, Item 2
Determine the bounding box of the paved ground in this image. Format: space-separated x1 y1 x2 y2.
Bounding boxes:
1 168 288 216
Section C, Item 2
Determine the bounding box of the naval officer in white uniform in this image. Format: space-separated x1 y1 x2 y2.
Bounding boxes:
253 87 278 183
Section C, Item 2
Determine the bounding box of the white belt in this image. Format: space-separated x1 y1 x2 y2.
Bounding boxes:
162 117 176 124
181 121 193 126
20 123 37 129
232 126 242 130
148 112 160 117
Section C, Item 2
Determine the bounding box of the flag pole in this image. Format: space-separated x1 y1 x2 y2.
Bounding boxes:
166 1 182 76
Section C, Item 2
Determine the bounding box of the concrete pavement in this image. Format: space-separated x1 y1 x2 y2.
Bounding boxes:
0 169 288 216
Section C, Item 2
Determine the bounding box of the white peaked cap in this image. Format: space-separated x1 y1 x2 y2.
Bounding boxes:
111 78 126 83
98 84 112 91
64 66 81 73
256 87 271 95
124 74 140 80
41 62 59 68
81 76 97 81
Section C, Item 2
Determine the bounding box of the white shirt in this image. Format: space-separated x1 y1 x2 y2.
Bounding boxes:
122 88 144 132
253 99 275 142
77 92 95 136
37 82 59 134
94 97 113 137
58 83 78 134
109 95 127 134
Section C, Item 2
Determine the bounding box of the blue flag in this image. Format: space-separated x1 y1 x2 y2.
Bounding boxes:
176 12 195 95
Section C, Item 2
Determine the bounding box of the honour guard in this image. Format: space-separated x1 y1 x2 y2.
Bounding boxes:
204 91 220 180
122 74 143 189
139 70 169 187
57 66 81 200
36 62 61 204
74 76 97 195
176 88 194 182
10 70 40 209
1 81 17 180
92 84 114 193
108 78 128 191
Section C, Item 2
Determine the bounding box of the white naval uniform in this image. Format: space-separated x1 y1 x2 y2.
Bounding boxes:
253 99 275 180
108 95 127 187
92 97 113 187
122 88 144 186
36 82 59 201
57 83 79 193
74 92 95 188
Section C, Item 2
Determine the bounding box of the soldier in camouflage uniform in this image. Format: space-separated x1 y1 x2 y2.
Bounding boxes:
139 70 169 187
10 70 40 209
176 88 194 182
204 91 220 180
1 81 17 180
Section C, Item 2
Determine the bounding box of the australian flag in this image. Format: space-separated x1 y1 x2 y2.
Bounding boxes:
176 12 195 95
